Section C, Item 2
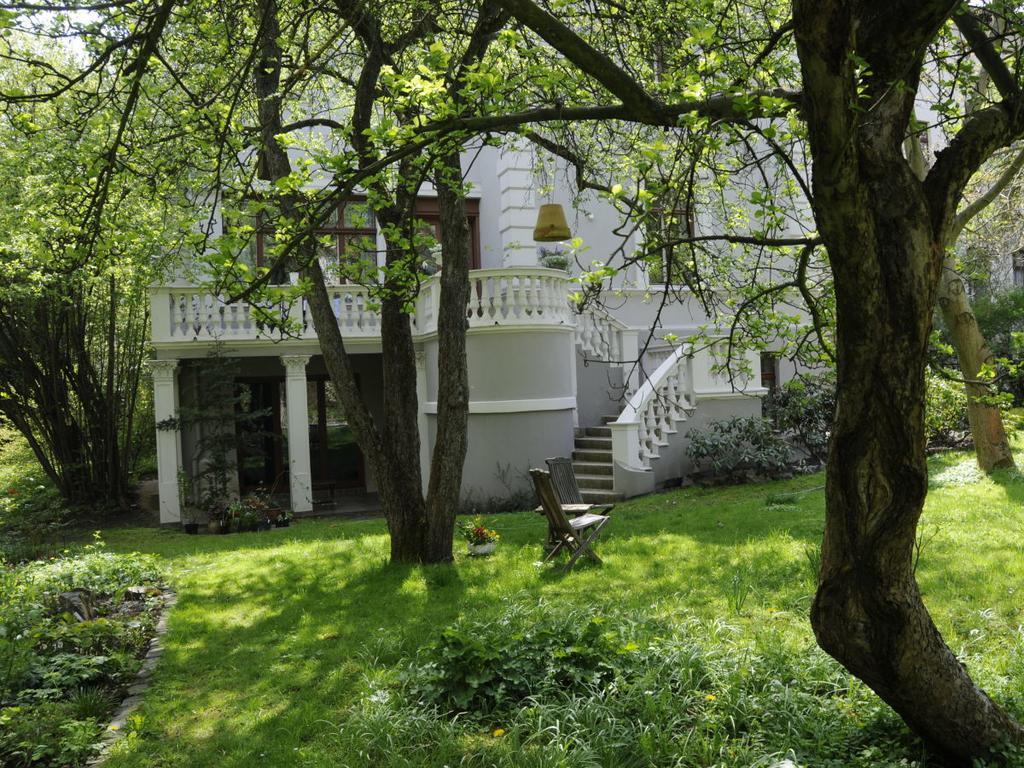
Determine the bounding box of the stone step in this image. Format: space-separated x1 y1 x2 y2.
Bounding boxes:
574 436 612 450
572 461 612 476
581 489 624 504
575 474 614 490
573 448 612 463
584 426 612 438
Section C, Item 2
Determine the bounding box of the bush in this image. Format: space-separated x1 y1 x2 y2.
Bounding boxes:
405 604 618 715
972 288 1024 404
764 371 836 464
0 541 164 767
925 371 970 446
0 476 68 563
0 702 101 768
685 416 791 482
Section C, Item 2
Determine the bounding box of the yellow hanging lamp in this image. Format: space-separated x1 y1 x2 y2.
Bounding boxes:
532 203 572 242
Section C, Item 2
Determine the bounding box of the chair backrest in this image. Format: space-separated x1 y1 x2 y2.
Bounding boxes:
546 456 583 505
530 469 575 536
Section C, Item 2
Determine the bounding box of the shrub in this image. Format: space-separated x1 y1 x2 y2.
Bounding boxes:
764 371 836 464
685 416 791 481
404 604 618 715
0 477 68 563
925 371 970 446
0 542 164 766
0 702 101 768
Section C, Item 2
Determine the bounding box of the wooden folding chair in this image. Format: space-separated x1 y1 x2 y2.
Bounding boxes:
545 456 616 515
530 468 610 571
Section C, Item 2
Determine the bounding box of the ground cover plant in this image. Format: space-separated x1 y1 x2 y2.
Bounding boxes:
71 441 1024 768
0 542 165 767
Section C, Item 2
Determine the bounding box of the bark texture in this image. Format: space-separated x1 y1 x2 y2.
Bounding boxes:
794 2 1024 762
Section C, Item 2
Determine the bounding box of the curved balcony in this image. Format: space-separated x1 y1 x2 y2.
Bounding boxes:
150 267 576 348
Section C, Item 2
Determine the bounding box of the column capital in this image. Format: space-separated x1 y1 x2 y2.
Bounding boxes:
414 349 426 369
280 354 311 375
147 358 179 381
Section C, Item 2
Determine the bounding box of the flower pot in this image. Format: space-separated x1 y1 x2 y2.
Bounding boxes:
207 520 223 535
468 541 497 556
256 520 272 532
274 519 290 528
183 523 199 535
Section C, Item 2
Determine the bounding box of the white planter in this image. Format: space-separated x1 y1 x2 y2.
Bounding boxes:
468 541 497 556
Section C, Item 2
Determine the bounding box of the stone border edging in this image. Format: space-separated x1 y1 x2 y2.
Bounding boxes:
86 590 177 767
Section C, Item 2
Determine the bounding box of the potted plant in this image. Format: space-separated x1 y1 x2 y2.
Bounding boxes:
274 509 292 528
239 490 282 531
460 515 500 556
182 509 200 535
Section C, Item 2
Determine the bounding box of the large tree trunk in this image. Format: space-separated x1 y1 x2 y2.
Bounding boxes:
422 151 473 563
936 259 1015 471
795 3 1024 762
377 220 430 563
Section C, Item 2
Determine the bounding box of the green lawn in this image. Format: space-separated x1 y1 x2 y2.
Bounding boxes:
89 453 1024 768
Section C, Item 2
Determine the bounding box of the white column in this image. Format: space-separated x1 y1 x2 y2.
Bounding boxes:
149 359 182 525
415 349 431 495
281 355 313 513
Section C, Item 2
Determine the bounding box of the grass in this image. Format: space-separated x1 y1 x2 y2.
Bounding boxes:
6 419 1024 765
70 447 1024 767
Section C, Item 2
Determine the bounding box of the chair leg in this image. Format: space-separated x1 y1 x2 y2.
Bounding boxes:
562 521 608 570
543 537 567 563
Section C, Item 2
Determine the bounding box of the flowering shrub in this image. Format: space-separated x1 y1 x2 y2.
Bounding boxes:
458 516 499 546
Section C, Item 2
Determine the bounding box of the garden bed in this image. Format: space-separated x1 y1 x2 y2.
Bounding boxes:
0 542 166 768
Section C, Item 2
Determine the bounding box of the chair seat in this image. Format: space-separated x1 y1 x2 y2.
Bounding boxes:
569 513 607 529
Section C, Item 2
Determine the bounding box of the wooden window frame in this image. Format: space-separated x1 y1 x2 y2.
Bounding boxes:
248 197 481 276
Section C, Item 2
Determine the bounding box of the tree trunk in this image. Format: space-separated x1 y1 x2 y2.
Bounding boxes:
377 225 429 563
907 127 1016 474
936 257 1016 471
795 3 1024 762
422 151 473 563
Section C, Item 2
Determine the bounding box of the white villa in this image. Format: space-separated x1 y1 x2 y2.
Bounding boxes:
148 145 777 526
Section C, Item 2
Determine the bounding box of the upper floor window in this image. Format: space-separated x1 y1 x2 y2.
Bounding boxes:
1013 250 1024 288
234 197 481 282
646 206 694 285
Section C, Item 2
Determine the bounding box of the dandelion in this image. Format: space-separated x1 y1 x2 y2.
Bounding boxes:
492 728 506 737
704 693 717 701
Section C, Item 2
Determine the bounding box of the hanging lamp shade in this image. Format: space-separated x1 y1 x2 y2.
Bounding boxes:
532 203 572 242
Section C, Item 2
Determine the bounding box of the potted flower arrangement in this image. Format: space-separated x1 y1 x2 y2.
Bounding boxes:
240 490 282 531
460 516 500 556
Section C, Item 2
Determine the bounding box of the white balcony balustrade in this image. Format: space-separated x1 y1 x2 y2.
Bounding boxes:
150 268 576 345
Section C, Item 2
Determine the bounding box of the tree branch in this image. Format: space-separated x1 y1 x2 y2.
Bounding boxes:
494 0 665 119
951 144 1024 239
954 9 1021 103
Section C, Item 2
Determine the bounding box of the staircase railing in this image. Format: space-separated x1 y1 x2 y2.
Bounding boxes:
575 305 641 394
610 344 695 470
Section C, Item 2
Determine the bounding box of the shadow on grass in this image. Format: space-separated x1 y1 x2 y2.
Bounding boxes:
102 472 838 768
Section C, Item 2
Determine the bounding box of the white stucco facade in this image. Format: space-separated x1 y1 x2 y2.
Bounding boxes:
149 146 769 524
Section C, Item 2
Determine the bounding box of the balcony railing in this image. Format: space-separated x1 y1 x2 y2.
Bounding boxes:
150 268 576 345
